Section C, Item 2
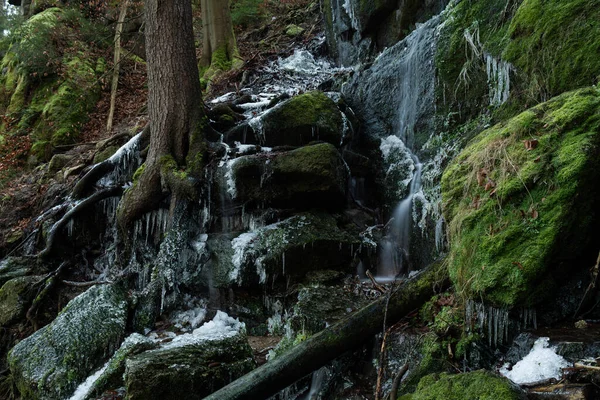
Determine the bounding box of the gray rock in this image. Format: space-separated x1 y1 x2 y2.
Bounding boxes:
8 284 128 400
124 327 255 400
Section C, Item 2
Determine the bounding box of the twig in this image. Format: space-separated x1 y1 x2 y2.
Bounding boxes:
61 279 113 287
366 270 387 293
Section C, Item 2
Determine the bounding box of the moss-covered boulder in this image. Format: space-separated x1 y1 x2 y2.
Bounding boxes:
229 143 348 210
258 91 345 147
79 333 158 400
441 87 600 308
0 257 40 287
8 284 128 400
124 314 255 400
209 212 359 288
400 371 526 400
288 285 368 334
0 275 42 326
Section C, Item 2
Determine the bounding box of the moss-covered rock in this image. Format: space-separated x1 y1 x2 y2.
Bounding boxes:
124 330 255 400
229 143 348 210
400 370 526 400
441 87 600 308
82 333 158 400
0 275 42 326
259 91 345 147
8 284 128 400
210 212 359 288
0 257 40 287
288 285 368 334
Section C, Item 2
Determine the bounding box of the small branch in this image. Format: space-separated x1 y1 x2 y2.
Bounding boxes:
388 363 409 400
574 363 600 371
366 270 387 293
38 186 124 259
107 0 130 133
61 279 113 287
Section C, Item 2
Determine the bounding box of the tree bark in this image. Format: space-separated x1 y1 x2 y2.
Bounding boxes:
200 0 241 77
106 0 129 134
203 263 450 400
117 0 204 229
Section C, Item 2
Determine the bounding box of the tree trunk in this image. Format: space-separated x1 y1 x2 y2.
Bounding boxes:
117 0 205 229
106 0 129 134
203 263 450 400
200 0 241 78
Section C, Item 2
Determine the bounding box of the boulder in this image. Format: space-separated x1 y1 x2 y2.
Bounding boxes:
0 275 42 326
256 91 345 147
400 371 526 400
442 88 600 309
0 257 40 287
228 142 348 210
209 212 359 288
8 284 128 400
124 312 255 400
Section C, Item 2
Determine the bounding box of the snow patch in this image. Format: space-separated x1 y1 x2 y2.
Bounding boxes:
500 337 570 384
163 311 245 349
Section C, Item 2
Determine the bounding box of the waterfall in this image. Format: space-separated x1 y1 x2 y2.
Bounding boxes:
378 155 423 279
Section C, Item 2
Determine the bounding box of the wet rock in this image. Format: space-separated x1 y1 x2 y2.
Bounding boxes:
0 275 42 326
124 321 255 400
209 212 359 288
259 91 345 147
0 257 40 287
81 333 159 400
8 284 128 400
289 285 368 333
230 143 348 210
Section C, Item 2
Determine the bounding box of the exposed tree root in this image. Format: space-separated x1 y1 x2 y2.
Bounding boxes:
38 186 124 259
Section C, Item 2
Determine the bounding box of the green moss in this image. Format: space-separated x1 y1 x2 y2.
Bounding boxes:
504 0 600 99
261 91 344 147
0 7 106 161
442 87 600 308
402 371 524 400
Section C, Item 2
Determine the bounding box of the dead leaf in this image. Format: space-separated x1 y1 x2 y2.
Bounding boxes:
489 188 497 197
512 262 524 270
531 209 539 219
484 179 496 191
524 139 539 151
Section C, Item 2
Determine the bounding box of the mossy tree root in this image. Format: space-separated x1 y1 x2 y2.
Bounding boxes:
203 263 449 400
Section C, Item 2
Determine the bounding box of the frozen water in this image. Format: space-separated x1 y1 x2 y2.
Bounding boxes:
68 361 109 400
500 337 570 384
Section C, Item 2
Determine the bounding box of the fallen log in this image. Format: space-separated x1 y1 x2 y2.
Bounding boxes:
203 262 449 400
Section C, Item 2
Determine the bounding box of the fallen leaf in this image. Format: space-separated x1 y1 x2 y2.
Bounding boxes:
531 209 539 219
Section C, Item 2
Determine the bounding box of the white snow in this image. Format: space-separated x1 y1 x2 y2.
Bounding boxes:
500 337 570 384
164 311 245 349
68 361 109 400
